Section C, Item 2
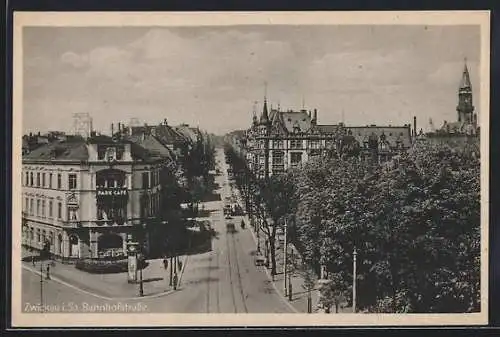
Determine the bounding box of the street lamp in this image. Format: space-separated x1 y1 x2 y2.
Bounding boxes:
39 239 51 313
352 246 357 313
256 217 261 253
283 217 288 296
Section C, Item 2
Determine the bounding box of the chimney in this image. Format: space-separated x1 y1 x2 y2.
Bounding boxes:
413 116 417 137
111 123 114 137
164 118 168 126
308 111 311 118
313 109 318 123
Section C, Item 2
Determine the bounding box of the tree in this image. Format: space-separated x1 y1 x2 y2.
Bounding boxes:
290 141 480 313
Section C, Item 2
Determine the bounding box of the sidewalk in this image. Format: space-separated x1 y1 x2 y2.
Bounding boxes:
232 185 355 314
229 187 320 313
22 252 188 300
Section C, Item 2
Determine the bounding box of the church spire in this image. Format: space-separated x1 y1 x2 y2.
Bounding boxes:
260 82 269 125
459 57 472 90
457 57 474 124
252 101 258 126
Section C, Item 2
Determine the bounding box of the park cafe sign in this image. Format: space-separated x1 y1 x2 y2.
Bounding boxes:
97 188 128 197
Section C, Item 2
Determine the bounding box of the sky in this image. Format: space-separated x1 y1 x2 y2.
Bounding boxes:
22 25 481 136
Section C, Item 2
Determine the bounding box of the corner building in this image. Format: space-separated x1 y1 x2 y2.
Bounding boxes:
241 95 412 179
21 134 164 259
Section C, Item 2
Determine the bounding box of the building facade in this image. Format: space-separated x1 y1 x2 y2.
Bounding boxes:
21 134 166 260
235 95 412 179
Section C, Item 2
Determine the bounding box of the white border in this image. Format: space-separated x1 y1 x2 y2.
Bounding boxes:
11 11 490 327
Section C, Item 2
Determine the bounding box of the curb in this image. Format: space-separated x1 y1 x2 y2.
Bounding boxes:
22 255 189 301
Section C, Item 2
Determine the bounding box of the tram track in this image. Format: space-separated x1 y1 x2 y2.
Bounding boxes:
225 229 239 313
230 231 249 313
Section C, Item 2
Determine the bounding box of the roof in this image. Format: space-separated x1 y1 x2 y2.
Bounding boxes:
459 62 472 90
315 124 341 133
23 133 167 163
152 124 187 145
346 125 412 148
174 125 200 143
277 110 312 133
23 138 89 161
124 134 175 162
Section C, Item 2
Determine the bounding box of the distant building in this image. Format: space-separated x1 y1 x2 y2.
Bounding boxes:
425 59 480 146
231 94 412 178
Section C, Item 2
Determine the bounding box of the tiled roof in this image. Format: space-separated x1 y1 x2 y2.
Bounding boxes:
346 126 412 148
124 134 175 162
277 110 312 133
152 124 186 145
316 124 341 133
174 125 200 143
23 138 89 161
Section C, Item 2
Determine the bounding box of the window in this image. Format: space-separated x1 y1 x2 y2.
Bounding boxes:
30 172 34 186
42 173 46 187
98 146 106 160
273 140 283 149
42 230 46 244
36 199 40 216
309 140 320 149
142 172 149 189
25 172 29 186
37 173 40 187
36 229 41 243
49 173 53 188
67 207 78 221
116 146 124 160
69 174 77 190
57 173 62 189
58 202 62 219
41 200 46 217
49 200 53 217
290 152 303 168
30 228 34 240
290 139 302 149
272 151 285 173
25 197 29 212
30 199 34 215
49 232 54 245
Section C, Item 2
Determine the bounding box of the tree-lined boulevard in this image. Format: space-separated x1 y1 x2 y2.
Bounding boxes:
22 148 295 313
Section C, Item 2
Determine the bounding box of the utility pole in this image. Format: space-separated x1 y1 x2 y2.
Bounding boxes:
353 246 357 313
39 258 44 313
169 250 173 287
288 248 293 301
139 255 144 297
283 217 288 296
257 217 261 253
173 255 178 290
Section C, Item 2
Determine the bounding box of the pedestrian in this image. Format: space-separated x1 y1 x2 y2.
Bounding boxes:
46 264 51 280
173 274 178 290
31 255 35 267
163 257 168 270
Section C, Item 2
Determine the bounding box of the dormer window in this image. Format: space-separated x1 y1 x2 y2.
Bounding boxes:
106 147 117 162
116 145 124 160
97 146 106 160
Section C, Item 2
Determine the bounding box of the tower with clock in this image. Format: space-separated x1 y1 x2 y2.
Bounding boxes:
456 58 475 124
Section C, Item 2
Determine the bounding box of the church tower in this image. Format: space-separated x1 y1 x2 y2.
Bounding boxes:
456 59 474 124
